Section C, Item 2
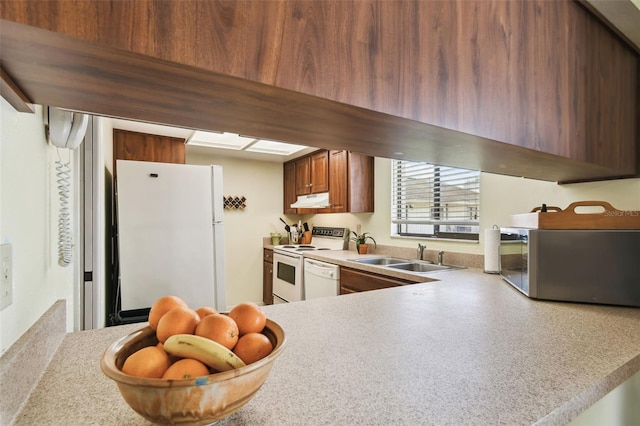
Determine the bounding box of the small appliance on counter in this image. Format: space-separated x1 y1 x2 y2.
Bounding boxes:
500 201 640 307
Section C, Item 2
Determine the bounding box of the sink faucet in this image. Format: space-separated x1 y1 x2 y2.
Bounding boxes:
438 250 445 265
417 243 426 260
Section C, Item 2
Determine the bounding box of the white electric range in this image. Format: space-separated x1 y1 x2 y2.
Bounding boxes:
272 226 349 303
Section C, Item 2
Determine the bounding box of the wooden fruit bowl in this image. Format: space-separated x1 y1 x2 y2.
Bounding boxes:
101 319 286 425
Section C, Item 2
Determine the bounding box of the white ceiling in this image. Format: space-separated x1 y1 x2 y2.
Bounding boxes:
109 118 318 162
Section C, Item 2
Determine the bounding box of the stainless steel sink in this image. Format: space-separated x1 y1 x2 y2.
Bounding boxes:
349 257 463 274
350 257 410 266
386 262 459 273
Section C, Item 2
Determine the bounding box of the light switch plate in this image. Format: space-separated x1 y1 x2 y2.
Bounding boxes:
0 244 13 310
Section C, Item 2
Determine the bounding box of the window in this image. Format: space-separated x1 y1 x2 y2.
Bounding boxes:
391 160 480 240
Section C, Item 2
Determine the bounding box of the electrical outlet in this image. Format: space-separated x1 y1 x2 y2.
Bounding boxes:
0 244 13 310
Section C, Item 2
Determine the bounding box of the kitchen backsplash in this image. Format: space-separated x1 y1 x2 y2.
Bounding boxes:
263 238 483 269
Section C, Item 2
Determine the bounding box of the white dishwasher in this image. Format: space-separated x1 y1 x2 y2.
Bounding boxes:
303 258 340 300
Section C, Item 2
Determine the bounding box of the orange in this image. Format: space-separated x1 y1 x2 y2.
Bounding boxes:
148 295 188 331
121 345 171 378
232 332 273 365
195 306 217 319
195 313 239 350
228 302 266 335
162 358 211 380
156 306 200 343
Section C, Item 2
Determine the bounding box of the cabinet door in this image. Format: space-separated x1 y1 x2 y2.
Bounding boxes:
310 150 329 193
323 150 374 214
327 150 348 213
113 129 185 177
283 161 297 214
348 152 374 213
263 256 273 305
339 267 417 294
295 156 311 195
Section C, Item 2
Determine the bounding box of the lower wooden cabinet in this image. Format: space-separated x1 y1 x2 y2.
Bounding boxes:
263 249 273 305
339 267 421 294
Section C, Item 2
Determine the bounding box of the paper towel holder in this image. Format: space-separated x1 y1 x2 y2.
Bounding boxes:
484 224 501 274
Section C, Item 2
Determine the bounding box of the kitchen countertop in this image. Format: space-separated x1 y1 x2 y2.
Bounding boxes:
13 261 640 425
266 245 467 282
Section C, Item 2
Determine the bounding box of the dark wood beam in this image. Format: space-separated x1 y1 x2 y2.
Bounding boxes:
0 19 630 182
0 66 34 113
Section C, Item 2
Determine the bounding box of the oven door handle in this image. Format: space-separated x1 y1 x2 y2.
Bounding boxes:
274 251 301 261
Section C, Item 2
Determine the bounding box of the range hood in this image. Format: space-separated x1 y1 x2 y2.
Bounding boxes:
290 192 330 208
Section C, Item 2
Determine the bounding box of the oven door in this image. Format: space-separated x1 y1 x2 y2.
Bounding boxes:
272 251 303 303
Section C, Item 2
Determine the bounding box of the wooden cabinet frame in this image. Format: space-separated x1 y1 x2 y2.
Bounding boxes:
339 267 427 294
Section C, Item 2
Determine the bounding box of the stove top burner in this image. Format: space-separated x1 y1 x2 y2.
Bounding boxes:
273 226 350 254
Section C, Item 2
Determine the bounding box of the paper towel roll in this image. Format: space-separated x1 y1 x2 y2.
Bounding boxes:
484 226 501 274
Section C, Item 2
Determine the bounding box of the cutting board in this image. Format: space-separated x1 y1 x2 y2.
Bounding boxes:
510 201 640 229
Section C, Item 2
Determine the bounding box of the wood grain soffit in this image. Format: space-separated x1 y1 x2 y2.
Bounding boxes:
0 66 34 113
0 18 634 182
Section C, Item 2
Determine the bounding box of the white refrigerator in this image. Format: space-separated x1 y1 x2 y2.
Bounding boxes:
115 160 226 313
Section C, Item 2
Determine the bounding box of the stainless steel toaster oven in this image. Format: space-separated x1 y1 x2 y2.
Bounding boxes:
499 228 640 307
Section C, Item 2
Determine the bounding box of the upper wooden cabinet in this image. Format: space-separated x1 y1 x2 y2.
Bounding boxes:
283 161 297 215
113 130 185 178
323 150 374 214
1 1 638 182
284 149 373 214
294 151 329 195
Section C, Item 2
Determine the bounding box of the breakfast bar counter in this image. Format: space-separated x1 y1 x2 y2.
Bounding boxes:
12 269 640 425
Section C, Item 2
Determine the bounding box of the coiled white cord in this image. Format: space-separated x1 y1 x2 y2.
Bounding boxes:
56 149 73 267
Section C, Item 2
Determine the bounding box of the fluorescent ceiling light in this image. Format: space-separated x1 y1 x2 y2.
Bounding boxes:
187 131 255 150
186 131 308 156
249 140 308 155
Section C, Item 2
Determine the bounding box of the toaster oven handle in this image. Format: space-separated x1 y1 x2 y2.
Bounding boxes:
563 200 617 214
530 204 562 213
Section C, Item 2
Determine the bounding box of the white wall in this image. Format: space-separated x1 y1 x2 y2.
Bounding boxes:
187 152 285 307
1 104 639 354
306 158 640 255
0 100 77 354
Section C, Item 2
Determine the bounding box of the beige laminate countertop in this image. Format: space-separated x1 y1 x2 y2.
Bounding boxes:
13 255 640 425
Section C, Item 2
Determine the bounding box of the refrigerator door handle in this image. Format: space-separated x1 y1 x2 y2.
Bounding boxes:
211 165 224 223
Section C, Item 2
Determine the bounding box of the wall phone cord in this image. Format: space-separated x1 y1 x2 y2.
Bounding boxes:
56 151 73 267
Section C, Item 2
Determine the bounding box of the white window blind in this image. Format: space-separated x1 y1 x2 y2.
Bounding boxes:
391 160 480 239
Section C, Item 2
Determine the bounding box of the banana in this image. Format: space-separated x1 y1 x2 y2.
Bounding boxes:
163 334 246 372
